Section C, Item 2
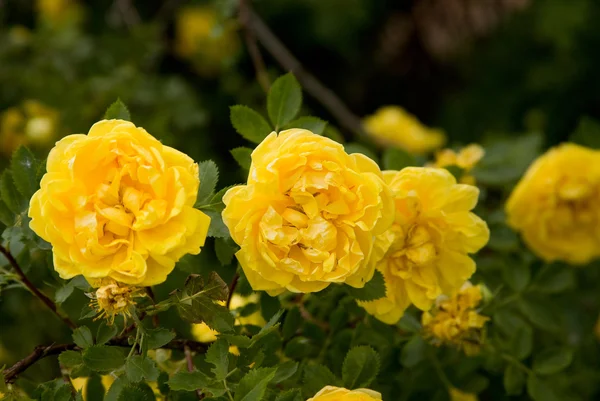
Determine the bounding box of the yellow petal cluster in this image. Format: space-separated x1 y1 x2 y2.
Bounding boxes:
89 281 142 324
0 100 58 155
222 129 394 295
506 143 600 264
308 386 382 401
29 120 210 287
175 6 240 76
432 144 485 185
360 167 489 324
422 283 489 356
363 106 446 154
449 387 478 401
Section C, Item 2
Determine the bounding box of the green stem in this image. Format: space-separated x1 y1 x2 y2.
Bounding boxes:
428 348 452 389
127 327 141 359
223 380 234 401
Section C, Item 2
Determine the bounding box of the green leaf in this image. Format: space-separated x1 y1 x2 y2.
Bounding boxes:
260 292 282 322
234 367 277 401
196 160 219 207
533 348 573 375
104 98 131 121
230 105 272 144
273 360 298 384
96 322 118 345
58 350 83 368
231 147 253 170
252 309 284 346
503 365 525 395
570 116 600 148
267 73 302 129
488 225 520 252
510 325 533 360
11 146 39 199
206 338 230 380
73 326 94 348
83 345 126 372
105 377 127 401
531 264 575 293
275 389 302 401
171 273 234 332
0 199 14 226
55 282 75 304
345 270 386 301
215 237 237 266
126 355 160 382
284 116 327 135
54 383 73 401
205 209 230 239
527 376 561 401
303 364 338 398
145 328 176 349
168 371 210 391
382 148 416 171
1 170 26 214
518 296 560 332
282 306 302 340
86 375 106 401
342 346 380 389
400 336 426 368
502 262 531 292
117 382 156 401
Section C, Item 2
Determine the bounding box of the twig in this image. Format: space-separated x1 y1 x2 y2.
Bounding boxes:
238 0 270 92
0 244 76 329
226 274 239 310
244 7 367 139
3 338 209 384
184 345 204 399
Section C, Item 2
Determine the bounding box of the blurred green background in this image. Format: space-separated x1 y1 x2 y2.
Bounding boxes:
1 0 600 393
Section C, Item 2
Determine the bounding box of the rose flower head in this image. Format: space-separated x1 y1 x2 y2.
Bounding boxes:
222 129 394 295
88 280 144 324
422 282 489 356
308 386 382 401
506 143 600 264
29 119 211 287
432 144 485 185
363 106 446 154
359 167 489 324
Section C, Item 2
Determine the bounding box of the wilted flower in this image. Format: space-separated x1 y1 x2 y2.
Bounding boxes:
175 6 240 76
222 129 394 295
308 386 382 401
0 100 59 155
88 281 143 324
506 143 600 264
363 106 446 154
432 144 485 185
29 120 211 287
422 283 489 356
360 167 489 324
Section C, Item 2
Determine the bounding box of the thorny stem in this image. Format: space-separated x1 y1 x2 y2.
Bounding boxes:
184 345 204 399
226 273 239 310
238 0 270 92
243 6 368 139
0 244 76 329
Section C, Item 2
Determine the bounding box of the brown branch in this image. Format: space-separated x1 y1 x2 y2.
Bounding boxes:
0 244 76 329
244 7 367 139
3 338 209 384
184 345 205 399
226 274 239 310
239 0 270 92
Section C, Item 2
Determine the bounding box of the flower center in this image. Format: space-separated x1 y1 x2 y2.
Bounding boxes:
550 178 599 231
389 225 437 279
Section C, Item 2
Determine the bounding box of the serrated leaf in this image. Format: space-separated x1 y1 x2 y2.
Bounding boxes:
145 328 176 349
117 382 156 401
215 237 237 266
276 389 302 401
11 146 38 199
126 355 159 382
83 346 126 372
206 338 229 380
267 73 302 129
1 170 26 214
73 326 94 348
230 105 272 144
96 322 118 345
234 367 277 401
273 360 298 384
0 199 14 226
533 348 573 375
54 383 73 401
382 148 416 171
196 160 219 207
284 116 327 135
168 371 210 391
342 346 380 389
303 364 338 398
504 365 525 395
205 209 230 239
104 99 131 121
345 270 386 301
231 147 253 170
58 350 83 368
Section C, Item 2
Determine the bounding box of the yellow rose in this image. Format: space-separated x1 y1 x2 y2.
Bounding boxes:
175 6 240 76
506 143 600 264
29 120 210 287
222 129 394 295
0 100 59 155
359 167 489 324
363 106 446 154
432 144 485 185
422 283 489 356
449 387 478 401
308 386 382 401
